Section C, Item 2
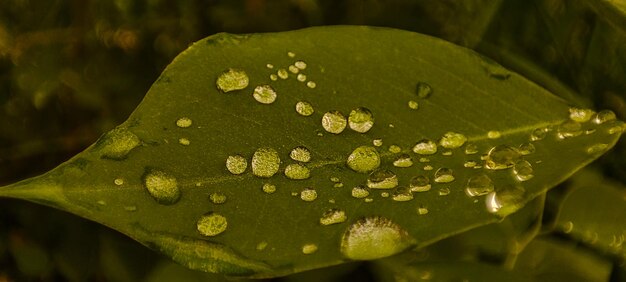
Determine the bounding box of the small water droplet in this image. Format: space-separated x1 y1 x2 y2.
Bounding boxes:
351 185 370 199
284 163 310 180
294 60 307 70
226 154 247 175
608 121 625 134
289 65 300 74
253 85 277 104
262 183 276 194
413 139 437 155
409 175 431 192
417 206 429 215
178 138 190 145
196 212 227 236
256 241 268 251
348 107 374 133
442 150 453 156
416 82 432 98
176 117 193 128
290 146 311 162
142 168 180 205
586 143 609 155
439 132 467 149
373 139 383 147
300 188 318 202
287 51 296 58
423 165 434 171
340 216 414 260
487 130 501 139
269 74 278 81
367 170 398 189
485 145 521 170
302 244 318 255
364 198 374 203
347 146 381 173
513 160 534 181
393 154 414 168
380 192 390 198
464 160 477 168
464 143 478 154
530 128 547 141
266 63 274 69
419 157 430 163
408 100 419 110
569 107 595 122
306 81 317 89
557 120 582 139
251 147 281 178
216 68 249 92
320 209 347 225
465 173 494 197
518 143 535 155
297 74 307 82
322 110 347 134
485 185 526 217
97 200 106 206
295 101 314 116
438 187 450 196
388 145 401 154
209 192 227 204
333 182 344 188
114 178 124 186
434 168 455 183
593 110 616 124
277 69 289 79
392 187 413 202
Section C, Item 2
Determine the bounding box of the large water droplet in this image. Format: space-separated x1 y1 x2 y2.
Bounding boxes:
253 85 277 104
557 120 582 139
99 128 141 160
142 168 180 205
367 170 398 189
439 132 467 149
409 175 431 192
176 117 193 128
302 244 318 255
209 192 227 204
251 147 281 178
300 188 318 202
196 212 227 236
465 173 494 197
351 185 370 199
485 185 526 217
513 160 534 181
348 107 374 133
340 216 414 260
322 110 347 134
392 187 413 202
320 209 347 225
593 110 616 124
226 154 247 175
485 145 521 170
284 163 310 180
416 82 432 98
393 154 414 168
434 168 455 183
347 146 381 173
412 139 437 155
216 68 249 92
290 146 311 162
569 107 595 122
295 101 314 116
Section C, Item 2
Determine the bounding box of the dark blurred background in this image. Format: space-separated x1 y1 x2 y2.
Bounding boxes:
0 0 624 281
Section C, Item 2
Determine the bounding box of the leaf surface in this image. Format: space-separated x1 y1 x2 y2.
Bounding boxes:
0 26 622 278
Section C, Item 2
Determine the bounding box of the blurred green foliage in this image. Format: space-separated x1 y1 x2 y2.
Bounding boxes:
0 0 624 281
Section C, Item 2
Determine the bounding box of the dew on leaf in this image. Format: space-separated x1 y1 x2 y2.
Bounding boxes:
393 154 414 168
322 110 347 134
253 85 277 104
392 187 413 202
295 101 314 116
176 117 193 128
284 163 311 180
320 209 347 225
485 185 526 217
142 168 180 205
351 185 370 199
300 188 318 202
367 170 398 189
465 173 494 197
226 154 247 175
346 146 380 173
98 128 141 160
413 139 437 155
290 146 311 162
593 110 617 124
216 68 249 92
434 167 455 183
513 160 534 181
340 216 414 260
416 82 432 98
569 107 595 122
251 147 281 178
302 244 318 255
196 212 227 237
439 132 467 149
348 107 375 133
209 192 227 204
557 120 582 139
485 145 521 170
409 175 431 192
262 183 276 194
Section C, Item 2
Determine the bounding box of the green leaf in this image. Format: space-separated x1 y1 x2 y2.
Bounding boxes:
0 26 622 278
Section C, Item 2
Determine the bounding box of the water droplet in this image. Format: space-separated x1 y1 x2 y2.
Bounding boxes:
593 110 616 124
178 138 190 145
442 150 453 156
251 147 281 178
269 74 278 81
530 128 547 141
464 161 477 168
438 187 450 196
392 187 413 202
290 146 311 162
277 69 289 79
518 143 535 155
434 168 455 183
417 206 429 215
410 175 431 192
513 160 534 181
586 143 609 155
289 65 300 74
124 206 137 212
209 192 227 204
320 209 347 225
348 107 374 133
351 185 370 199
485 186 526 217
569 107 595 122
266 63 274 69
333 182 344 188
99 128 141 160
142 168 180 205
485 145 521 170
302 244 318 255
226 154 247 175
487 130 501 139
330 176 340 182
322 111 347 134
557 120 582 139
256 241 268 251
297 74 307 82
367 170 398 189
176 117 193 128
262 183 276 194
388 145 402 153
97 200 106 206
393 154 413 168
423 165 434 171
364 198 374 203
408 100 419 110
284 163 310 180
216 68 249 92
608 121 625 134
300 188 318 202
347 146 380 173
380 192 390 198
439 132 467 149
373 139 383 147
287 51 296 58
413 139 437 155
465 173 494 197
295 101 314 117
419 157 430 163
252 85 277 104
340 216 414 260
196 212 227 236
464 143 478 154
306 81 317 89
295 60 307 69
114 178 124 186
416 82 432 98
